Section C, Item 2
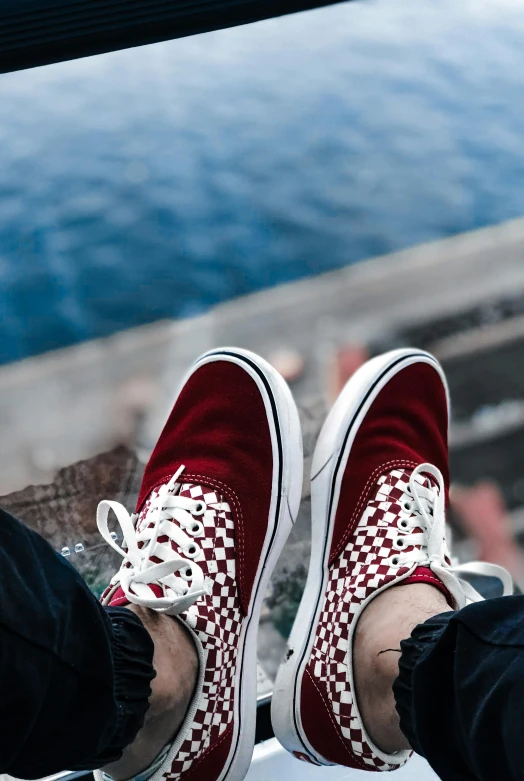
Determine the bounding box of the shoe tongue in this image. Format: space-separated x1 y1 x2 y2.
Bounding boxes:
413 470 436 490
107 583 164 608
403 566 454 607
107 586 130 607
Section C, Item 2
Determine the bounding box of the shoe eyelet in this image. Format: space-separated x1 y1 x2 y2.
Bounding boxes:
401 500 413 513
405 484 413 496
394 537 405 549
391 556 400 566
398 519 409 530
189 520 204 536
185 543 200 559
180 566 193 581
192 501 206 516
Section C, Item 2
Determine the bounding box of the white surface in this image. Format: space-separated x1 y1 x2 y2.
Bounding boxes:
246 739 439 780
0 741 439 781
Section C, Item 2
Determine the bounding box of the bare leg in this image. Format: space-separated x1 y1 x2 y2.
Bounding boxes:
103 606 198 781
353 583 449 754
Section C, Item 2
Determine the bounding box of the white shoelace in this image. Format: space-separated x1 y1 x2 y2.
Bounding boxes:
388 463 513 607
97 465 208 615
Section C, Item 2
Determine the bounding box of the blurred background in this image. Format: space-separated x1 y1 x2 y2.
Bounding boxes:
2 0 524 688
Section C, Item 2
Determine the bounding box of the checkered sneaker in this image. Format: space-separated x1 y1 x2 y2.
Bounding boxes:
96 347 304 781
97 473 243 780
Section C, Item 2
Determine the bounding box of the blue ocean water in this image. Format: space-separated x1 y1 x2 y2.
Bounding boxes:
1 0 524 364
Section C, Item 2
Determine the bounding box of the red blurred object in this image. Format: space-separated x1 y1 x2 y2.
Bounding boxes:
328 343 370 404
451 481 524 587
267 347 305 384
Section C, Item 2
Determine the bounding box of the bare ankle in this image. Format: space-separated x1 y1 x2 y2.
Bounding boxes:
353 583 449 754
103 606 199 781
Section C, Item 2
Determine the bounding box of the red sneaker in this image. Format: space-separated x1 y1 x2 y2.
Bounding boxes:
97 348 303 781
272 348 512 771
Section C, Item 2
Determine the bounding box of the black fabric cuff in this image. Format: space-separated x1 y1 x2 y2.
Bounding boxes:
88 607 156 769
392 611 454 757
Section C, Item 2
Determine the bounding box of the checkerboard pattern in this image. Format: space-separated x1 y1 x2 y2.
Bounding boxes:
144 482 241 781
307 468 429 771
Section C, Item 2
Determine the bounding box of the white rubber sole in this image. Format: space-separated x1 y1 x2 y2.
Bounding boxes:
271 348 447 765
156 347 304 781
